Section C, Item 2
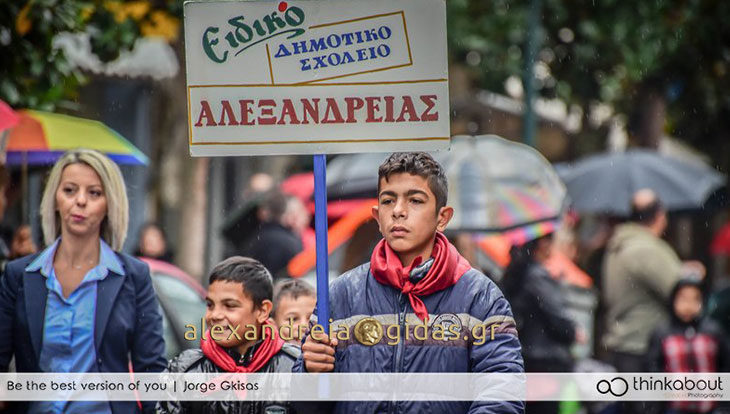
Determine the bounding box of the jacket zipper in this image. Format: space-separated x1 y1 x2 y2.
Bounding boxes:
390 292 407 414
396 294 407 373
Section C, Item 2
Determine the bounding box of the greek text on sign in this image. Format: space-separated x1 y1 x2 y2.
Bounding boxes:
184 0 449 156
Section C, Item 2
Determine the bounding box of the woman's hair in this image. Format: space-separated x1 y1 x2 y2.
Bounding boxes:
40 149 129 251
134 222 174 260
136 222 168 246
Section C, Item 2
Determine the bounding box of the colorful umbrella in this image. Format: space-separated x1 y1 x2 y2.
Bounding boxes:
498 216 560 246
0 100 19 165
441 135 566 236
0 100 19 132
5 110 148 166
324 135 567 242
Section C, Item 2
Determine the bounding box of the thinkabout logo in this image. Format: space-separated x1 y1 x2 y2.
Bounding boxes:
632 376 724 392
596 377 629 397
595 375 726 400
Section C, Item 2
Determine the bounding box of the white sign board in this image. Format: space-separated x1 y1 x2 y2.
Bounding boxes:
184 0 449 156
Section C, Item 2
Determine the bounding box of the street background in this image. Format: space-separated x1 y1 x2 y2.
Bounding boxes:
1 3 730 405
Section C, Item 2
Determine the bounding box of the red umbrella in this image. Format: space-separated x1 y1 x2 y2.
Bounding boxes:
281 172 370 220
0 100 20 163
0 100 19 132
280 172 314 204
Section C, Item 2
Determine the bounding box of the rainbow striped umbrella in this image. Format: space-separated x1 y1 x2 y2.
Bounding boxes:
324 135 566 244
490 187 562 246
0 100 20 164
4 110 148 166
0 100 19 132
441 135 566 243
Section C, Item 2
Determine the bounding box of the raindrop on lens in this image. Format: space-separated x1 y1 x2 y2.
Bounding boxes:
466 51 481 66
558 28 574 43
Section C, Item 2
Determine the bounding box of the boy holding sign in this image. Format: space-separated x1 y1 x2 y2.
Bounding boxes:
295 152 525 413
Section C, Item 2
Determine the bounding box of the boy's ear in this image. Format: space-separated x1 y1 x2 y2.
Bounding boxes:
256 299 274 324
371 205 381 226
436 206 454 232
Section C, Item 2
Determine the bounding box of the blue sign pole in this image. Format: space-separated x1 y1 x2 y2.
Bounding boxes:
313 154 330 333
313 153 330 396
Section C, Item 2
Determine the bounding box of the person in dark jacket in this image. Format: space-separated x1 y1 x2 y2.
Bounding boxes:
502 234 578 414
240 190 303 278
647 278 730 414
157 256 300 414
0 166 39 273
0 149 167 414
295 152 524 413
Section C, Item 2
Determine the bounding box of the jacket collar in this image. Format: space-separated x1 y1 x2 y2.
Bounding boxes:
226 340 265 367
23 238 127 359
24 238 125 277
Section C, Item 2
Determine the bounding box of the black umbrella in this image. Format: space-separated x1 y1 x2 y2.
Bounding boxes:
558 149 726 216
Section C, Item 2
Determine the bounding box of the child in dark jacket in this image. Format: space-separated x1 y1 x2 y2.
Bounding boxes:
157 256 300 414
647 278 730 414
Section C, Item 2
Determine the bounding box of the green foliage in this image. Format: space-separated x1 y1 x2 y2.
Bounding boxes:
1 1 85 110
86 5 141 62
0 0 180 111
448 0 526 92
447 0 730 156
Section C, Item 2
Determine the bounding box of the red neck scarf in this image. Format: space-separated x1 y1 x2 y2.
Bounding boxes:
370 232 471 321
201 325 284 373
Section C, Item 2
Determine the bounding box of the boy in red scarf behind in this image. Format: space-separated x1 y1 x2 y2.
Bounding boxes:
294 152 525 413
157 256 300 414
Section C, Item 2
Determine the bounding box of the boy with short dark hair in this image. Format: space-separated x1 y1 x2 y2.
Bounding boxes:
157 256 300 414
294 152 524 413
272 279 317 345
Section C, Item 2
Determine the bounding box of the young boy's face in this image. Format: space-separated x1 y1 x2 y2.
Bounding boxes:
373 173 453 265
673 285 702 323
205 281 272 352
273 294 316 345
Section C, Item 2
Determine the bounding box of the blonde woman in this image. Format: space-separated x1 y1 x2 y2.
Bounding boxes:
0 149 166 413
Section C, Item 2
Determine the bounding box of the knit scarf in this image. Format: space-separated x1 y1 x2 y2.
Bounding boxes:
370 232 471 321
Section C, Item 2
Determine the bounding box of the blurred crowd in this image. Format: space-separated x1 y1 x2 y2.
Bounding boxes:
205 166 730 413
1 151 729 414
